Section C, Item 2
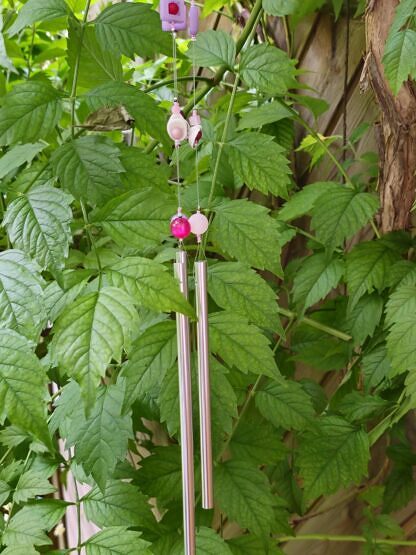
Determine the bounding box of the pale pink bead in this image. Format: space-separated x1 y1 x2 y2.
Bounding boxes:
189 211 209 236
171 215 191 239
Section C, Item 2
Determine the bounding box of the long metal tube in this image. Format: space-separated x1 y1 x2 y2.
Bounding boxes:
195 260 214 509
174 250 195 555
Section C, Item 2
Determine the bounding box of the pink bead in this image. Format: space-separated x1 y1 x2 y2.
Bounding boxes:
171 126 184 140
171 215 191 239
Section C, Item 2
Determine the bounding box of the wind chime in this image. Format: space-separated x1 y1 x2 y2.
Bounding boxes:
159 2 212 554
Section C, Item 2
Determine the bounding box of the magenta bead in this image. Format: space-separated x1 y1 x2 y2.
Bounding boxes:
171 215 191 239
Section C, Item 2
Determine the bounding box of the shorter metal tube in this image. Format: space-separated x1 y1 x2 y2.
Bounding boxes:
195 260 214 509
174 250 195 555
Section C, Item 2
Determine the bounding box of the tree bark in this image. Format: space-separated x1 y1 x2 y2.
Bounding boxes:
364 0 416 232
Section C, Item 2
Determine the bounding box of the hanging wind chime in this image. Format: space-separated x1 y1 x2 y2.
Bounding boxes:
159 2 212 554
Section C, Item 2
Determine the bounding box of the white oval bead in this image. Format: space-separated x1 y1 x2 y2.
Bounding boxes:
189 211 209 236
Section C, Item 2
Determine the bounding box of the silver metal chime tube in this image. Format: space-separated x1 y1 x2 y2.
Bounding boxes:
195 260 214 509
174 250 196 555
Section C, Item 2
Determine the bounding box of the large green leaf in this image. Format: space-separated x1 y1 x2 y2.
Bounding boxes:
85 82 168 146
94 2 171 58
85 527 151 555
13 471 55 504
311 186 379 251
92 189 176 250
66 384 132 490
256 380 315 431
383 29 416 95
107 257 194 317
211 200 282 276
120 320 177 410
8 0 69 35
187 30 236 68
50 287 137 409
136 446 182 506
83 480 154 529
262 0 299 15
209 311 280 379
297 416 370 500
208 261 281 330
240 44 297 95
0 250 45 341
277 181 335 222
0 80 62 145
4 185 73 273
362 343 392 393
0 143 46 182
172 527 234 555
229 535 283 554
2 546 38 555
385 284 416 375
119 146 169 191
51 136 125 206
346 240 400 309
237 101 293 130
225 133 290 197
342 294 383 346
214 461 276 537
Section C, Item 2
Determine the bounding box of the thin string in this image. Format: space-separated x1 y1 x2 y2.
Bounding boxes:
172 30 178 99
191 27 201 211
172 30 182 212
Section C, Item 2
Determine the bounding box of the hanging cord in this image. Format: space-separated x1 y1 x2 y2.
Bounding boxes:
171 29 183 215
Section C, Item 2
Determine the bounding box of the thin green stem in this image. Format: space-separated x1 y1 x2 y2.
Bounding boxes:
72 470 82 555
80 199 102 289
0 447 12 467
144 75 212 94
27 24 36 78
276 534 416 547
0 194 10 248
277 306 352 342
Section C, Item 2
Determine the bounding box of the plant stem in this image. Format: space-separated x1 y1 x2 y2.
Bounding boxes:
276 534 416 547
277 306 351 342
144 75 212 94
80 199 102 289
72 471 82 555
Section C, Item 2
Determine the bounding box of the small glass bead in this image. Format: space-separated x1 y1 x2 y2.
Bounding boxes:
189 211 209 236
171 215 191 239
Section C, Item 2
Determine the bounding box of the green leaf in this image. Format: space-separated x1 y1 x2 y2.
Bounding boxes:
346 240 400 309
362 343 392 393
3 500 67 547
311 186 379 251
120 320 177 410
187 30 235 68
185 528 233 555
336 391 389 423
85 82 168 147
383 29 416 95
119 146 169 192
225 133 290 197
94 2 171 59
66 384 132 490
214 461 276 537
92 189 175 251
383 467 416 512
262 0 299 16
0 329 50 447
137 446 182 506
51 136 124 206
229 535 283 554
107 257 194 318
385 284 416 375
240 44 297 95
208 262 281 330
210 311 280 379
292 253 344 313
297 416 370 500
85 527 151 555
238 101 293 130
342 294 383 346
2 546 38 555
211 200 282 276
83 480 154 529
4 185 73 273
51 287 137 410
0 250 45 341
256 380 315 431
8 0 69 36
13 470 55 503
0 80 62 146
277 181 335 222
0 143 46 181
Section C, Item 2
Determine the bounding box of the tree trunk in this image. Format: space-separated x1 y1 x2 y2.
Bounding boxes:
364 0 416 232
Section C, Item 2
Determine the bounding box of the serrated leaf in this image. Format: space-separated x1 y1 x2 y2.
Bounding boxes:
173 528 233 555
8 0 68 35
292 253 344 313
2 546 38 555
240 44 297 95
228 534 283 554
137 446 182 506
83 480 154 529
362 343 392 393
383 467 415 512
256 380 315 431
51 136 124 206
119 146 169 191
383 29 416 95
4 185 73 273
311 185 379 251
85 526 151 555
342 294 383 346
0 250 45 341
51 287 137 410
225 133 290 197
346 240 400 310
262 0 299 15
107 257 194 317
92 189 176 250
187 30 235 68
210 311 280 379
0 142 46 181
385 284 416 375
94 2 171 59
66 383 132 490
208 262 281 330
211 200 282 275
85 82 168 147
0 329 50 447
336 391 389 423
13 470 55 503
238 101 293 130
120 320 177 410
214 461 276 537
297 416 370 500
277 181 335 222
0 80 62 146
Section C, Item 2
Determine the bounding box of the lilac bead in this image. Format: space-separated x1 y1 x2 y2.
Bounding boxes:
189 3 200 37
171 215 191 239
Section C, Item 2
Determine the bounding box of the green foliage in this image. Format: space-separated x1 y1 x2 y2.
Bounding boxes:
188 30 236 68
